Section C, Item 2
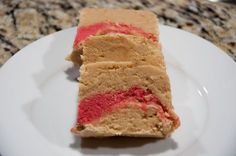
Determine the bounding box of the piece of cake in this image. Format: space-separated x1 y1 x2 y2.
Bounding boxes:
71 62 179 137
69 8 180 138
67 8 160 65
73 8 159 47
69 34 165 69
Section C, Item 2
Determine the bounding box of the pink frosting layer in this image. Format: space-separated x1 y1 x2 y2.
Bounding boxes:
73 22 157 48
77 87 165 124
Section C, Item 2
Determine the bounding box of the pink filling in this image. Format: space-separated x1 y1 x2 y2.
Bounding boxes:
73 22 157 48
77 87 165 124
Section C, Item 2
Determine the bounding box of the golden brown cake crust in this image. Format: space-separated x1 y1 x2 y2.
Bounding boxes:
79 8 158 35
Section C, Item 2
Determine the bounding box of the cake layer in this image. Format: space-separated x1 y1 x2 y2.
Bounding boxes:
72 102 174 138
79 8 158 36
69 34 165 68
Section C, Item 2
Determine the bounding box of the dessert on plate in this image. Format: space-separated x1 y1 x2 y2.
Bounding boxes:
68 8 180 137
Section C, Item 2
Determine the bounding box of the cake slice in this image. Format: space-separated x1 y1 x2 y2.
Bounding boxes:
71 62 180 137
67 8 161 65
72 8 159 49
69 34 165 68
69 8 180 138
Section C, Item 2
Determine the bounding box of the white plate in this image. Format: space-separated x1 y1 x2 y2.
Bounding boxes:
0 25 236 156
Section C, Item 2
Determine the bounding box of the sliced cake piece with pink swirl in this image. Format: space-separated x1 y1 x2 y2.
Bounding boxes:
68 8 180 137
71 62 180 137
73 8 159 47
67 8 160 65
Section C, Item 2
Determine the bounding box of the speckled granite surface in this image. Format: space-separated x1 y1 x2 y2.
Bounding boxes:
0 0 235 66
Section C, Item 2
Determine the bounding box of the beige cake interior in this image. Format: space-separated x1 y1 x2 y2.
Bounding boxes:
69 34 165 68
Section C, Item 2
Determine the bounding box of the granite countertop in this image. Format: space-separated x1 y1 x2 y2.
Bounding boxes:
0 0 236 66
